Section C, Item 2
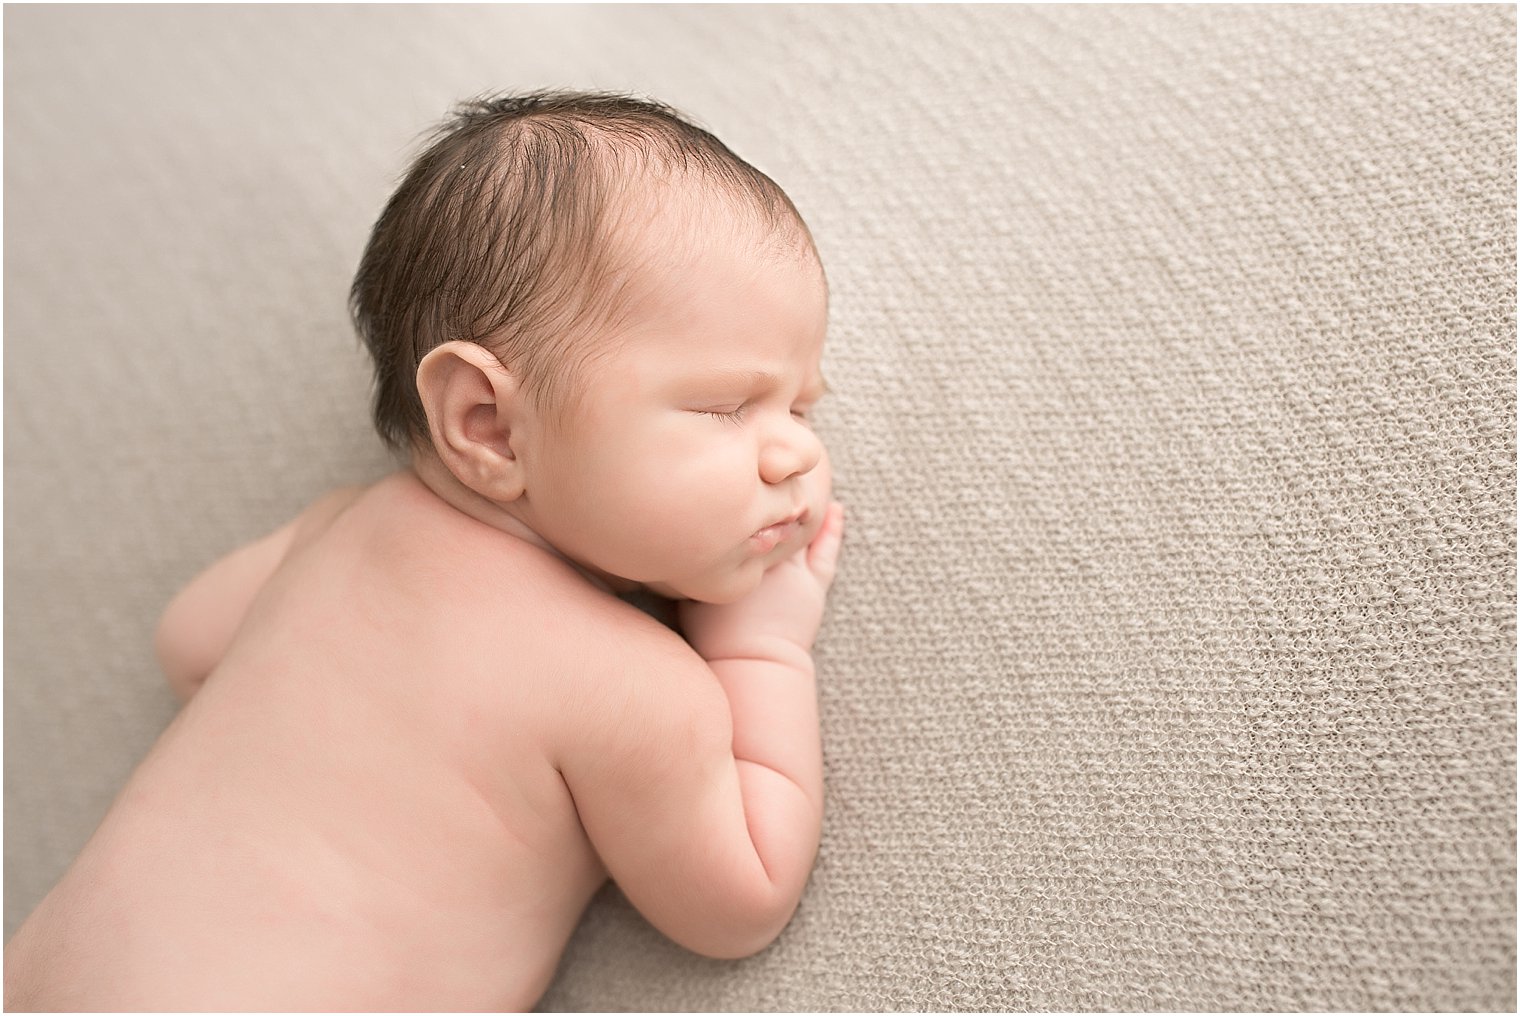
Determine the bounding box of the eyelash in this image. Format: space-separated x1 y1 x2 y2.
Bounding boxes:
697 405 812 426
698 407 748 426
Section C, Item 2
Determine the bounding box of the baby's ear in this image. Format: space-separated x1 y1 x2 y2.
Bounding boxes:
415 341 527 502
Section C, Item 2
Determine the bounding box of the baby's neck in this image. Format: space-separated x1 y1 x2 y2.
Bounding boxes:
404 452 643 597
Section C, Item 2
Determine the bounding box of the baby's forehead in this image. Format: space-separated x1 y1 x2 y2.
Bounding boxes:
584 166 824 328
603 174 751 246
605 186 818 286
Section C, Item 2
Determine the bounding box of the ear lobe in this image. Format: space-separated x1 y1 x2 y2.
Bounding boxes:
415 341 527 502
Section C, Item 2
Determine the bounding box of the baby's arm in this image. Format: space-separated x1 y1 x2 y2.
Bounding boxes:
560 502 844 959
153 485 365 702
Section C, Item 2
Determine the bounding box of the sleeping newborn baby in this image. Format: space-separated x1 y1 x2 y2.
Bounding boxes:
3 90 844 1011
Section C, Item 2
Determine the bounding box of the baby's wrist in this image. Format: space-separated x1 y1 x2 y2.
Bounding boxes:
694 631 814 672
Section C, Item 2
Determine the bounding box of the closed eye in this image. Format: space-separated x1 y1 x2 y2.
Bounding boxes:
696 406 747 425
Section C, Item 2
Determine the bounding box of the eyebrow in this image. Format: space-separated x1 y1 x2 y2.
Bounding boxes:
688 368 831 399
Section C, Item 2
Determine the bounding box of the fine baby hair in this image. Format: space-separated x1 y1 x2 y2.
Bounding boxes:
349 89 818 454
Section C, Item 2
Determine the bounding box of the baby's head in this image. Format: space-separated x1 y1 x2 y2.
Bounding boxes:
350 91 832 602
351 89 820 453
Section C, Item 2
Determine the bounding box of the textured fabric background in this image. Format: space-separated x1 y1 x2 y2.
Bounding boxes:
4 5 1515 1011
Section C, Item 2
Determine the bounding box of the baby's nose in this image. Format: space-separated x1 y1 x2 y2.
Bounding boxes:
759 418 823 484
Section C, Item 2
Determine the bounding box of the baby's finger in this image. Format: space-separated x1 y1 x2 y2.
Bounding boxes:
806 501 845 585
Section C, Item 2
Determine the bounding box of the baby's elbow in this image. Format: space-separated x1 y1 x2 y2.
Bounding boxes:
682 893 800 961
152 607 206 702
693 930 778 961
687 928 777 962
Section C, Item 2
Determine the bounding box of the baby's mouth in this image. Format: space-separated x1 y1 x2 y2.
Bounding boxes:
749 507 810 554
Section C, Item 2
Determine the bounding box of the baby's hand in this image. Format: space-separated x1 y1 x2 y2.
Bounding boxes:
679 501 845 663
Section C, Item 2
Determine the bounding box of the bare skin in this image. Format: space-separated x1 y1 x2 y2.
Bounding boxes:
3 193 844 1011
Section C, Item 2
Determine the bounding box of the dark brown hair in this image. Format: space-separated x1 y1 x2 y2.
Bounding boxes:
349 89 815 454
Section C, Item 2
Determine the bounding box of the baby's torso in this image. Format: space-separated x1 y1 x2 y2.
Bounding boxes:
22 473 626 1011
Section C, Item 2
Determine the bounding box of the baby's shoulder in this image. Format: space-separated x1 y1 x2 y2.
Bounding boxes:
544 596 730 797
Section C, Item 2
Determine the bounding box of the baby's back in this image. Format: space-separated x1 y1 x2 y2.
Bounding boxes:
6 472 632 1011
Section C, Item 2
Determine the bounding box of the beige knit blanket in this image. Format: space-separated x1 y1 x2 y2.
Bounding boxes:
5 5 1514 1010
